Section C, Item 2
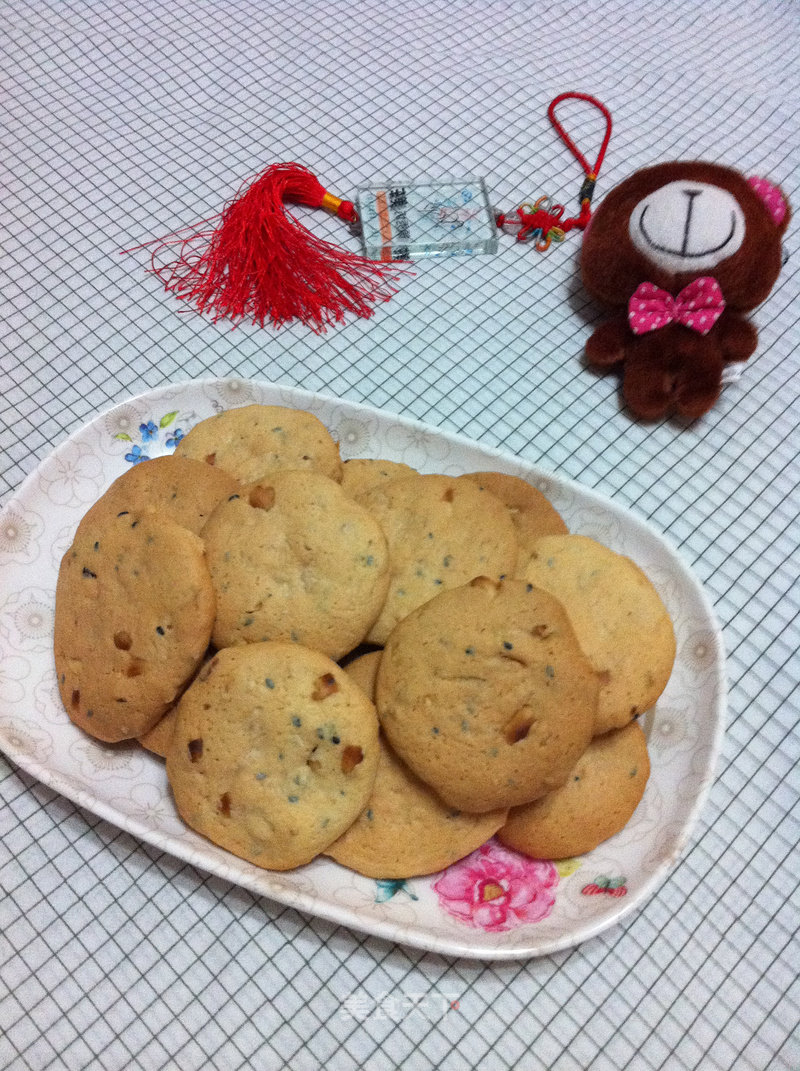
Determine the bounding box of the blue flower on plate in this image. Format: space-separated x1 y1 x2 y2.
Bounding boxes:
166 428 185 448
124 444 150 465
375 879 419 903
139 420 159 443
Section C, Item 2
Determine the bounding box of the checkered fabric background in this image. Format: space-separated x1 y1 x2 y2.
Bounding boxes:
1 1 799 1068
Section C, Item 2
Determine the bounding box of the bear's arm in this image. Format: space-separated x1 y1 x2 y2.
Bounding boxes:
585 314 630 367
717 309 759 364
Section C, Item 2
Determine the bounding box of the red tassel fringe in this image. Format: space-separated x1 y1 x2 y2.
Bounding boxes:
143 162 406 333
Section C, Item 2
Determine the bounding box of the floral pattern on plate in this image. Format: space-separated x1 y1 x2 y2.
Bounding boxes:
114 411 186 463
433 841 560 932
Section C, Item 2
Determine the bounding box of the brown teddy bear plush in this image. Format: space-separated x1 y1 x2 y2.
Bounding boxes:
580 161 790 420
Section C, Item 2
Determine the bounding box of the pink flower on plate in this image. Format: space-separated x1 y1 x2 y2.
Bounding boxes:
433 840 559 932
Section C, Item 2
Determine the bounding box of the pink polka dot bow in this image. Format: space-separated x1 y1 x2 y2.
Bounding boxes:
628 277 726 336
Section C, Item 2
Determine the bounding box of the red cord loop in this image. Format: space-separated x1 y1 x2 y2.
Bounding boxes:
548 92 613 194
500 92 612 247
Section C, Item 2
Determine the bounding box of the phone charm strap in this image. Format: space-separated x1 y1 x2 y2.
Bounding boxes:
496 93 613 250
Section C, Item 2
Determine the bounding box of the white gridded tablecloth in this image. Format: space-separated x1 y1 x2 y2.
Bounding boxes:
1 2 798 1069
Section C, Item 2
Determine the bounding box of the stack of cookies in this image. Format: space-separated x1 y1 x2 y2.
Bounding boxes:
54 403 675 876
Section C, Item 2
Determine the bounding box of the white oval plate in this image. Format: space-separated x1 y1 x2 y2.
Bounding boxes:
0 378 725 960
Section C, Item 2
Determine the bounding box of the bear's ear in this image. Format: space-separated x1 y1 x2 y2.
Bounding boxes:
747 176 791 234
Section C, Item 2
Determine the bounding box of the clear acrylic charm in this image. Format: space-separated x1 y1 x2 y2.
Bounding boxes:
355 179 498 260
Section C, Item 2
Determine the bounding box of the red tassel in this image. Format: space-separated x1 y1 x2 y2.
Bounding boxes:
139 162 406 333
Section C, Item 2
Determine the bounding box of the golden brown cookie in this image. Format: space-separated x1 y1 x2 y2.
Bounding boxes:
140 646 222 757
54 512 215 743
174 403 342 483
202 470 390 659
340 458 417 502
375 577 599 812
166 642 380 871
138 706 178 757
326 735 508 878
339 649 383 697
458 471 568 575
359 474 519 644
498 721 650 859
326 650 507 877
76 455 239 537
522 535 676 734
